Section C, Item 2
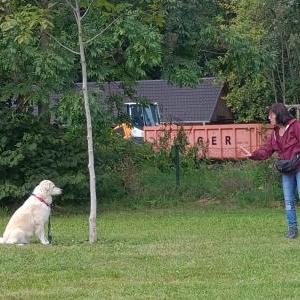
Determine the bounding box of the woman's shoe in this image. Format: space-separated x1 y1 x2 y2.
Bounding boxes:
286 227 298 239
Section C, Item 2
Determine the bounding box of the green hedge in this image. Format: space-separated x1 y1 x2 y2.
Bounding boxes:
0 109 87 205
0 108 283 209
0 108 152 207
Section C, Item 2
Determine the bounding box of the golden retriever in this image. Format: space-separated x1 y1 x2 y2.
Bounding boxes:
0 180 62 245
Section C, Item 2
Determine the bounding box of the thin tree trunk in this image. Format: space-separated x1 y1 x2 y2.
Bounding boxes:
276 65 283 101
75 0 97 243
39 0 51 121
271 70 278 103
280 34 286 104
285 41 297 103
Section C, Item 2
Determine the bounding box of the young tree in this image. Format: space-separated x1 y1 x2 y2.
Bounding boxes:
217 0 275 121
63 0 98 243
54 0 161 242
0 0 98 242
214 0 300 121
1 0 162 243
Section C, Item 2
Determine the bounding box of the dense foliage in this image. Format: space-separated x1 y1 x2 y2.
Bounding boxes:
0 0 298 207
0 110 281 209
0 105 154 207
1 0 299 118
0 107 86 205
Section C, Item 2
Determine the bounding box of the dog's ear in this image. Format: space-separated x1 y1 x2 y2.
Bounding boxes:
46 181 53 191
39 180 54 192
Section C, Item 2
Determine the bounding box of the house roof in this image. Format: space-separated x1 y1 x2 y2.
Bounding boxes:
100 78 228 123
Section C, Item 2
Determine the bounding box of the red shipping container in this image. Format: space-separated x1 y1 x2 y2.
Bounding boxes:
144 124 273 159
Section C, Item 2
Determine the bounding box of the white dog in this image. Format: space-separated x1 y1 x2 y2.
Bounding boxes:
0 180 62 245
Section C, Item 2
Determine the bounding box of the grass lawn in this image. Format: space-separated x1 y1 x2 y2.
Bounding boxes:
0 207 300 299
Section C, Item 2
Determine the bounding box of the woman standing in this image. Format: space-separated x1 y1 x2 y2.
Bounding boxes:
241 103 300 239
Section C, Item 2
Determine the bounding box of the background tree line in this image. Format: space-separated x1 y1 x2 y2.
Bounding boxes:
1 0 299 121
0 0 299 208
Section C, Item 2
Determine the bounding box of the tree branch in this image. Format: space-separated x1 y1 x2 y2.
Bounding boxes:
65 0 76 11
84 15 122 45
81 0 95 20
47 33 80 55
73 8 80 26
199 49 226 55
65 0 80 27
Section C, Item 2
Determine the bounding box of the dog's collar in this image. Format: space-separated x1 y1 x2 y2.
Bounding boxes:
32 194 51 207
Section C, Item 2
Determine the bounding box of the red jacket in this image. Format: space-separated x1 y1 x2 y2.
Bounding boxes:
251 119 300 161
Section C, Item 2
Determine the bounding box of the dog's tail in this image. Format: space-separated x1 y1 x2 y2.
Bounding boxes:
0 237 3 244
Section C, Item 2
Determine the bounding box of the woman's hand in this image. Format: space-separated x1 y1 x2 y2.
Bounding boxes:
239 145 252 158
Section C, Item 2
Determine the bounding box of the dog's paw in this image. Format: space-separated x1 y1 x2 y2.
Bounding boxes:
41 240 50 245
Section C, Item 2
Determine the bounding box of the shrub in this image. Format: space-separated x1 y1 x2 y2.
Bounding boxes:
0 107 283 210
0 107 153 207
0 108 89 206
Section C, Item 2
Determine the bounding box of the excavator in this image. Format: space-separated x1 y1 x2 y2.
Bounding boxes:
114 102 160 143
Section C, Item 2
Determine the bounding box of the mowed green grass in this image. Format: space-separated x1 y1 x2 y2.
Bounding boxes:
0 208 300 299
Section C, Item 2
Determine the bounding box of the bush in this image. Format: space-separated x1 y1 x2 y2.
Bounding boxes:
122 159 283 209
0 108 153 207
0 109 89 206
0 107 283 210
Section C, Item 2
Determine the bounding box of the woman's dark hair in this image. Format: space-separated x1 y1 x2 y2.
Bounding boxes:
269 103 293 126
